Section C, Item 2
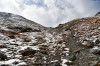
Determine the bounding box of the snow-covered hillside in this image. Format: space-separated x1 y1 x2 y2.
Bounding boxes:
0 12 69 66
0 12 100 66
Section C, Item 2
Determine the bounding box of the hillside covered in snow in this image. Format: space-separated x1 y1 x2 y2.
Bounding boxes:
0 12 100 66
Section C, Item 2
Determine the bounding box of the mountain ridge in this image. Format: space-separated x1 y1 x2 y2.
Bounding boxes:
0 12 43 25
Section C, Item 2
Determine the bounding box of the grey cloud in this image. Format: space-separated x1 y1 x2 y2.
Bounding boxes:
0 0 100 27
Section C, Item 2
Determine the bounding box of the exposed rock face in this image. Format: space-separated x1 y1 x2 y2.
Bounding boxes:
0 12 100 66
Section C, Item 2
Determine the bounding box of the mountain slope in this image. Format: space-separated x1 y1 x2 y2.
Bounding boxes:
0 12 100 66
0 12 68 66
54 17 100 66
0 12 45 32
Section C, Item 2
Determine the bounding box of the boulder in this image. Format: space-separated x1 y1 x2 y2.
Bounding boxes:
19 47 36 56
0 52 7 61
90 47 100 54
95 39 100 44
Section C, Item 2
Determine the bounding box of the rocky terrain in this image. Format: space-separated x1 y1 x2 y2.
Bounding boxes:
0 12 100 66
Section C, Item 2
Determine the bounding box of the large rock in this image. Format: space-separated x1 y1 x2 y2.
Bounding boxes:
0 52 7 61
19 47 36 56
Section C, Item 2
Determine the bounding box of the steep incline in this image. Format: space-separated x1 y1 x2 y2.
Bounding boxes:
0 12 45 32
0 12 69 66
55 17 100 66
0 12 100 66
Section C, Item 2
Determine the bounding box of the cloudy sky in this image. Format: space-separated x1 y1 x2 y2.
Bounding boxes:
0 0 100 27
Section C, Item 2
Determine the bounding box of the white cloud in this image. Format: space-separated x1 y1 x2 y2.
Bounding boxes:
0 0 100 27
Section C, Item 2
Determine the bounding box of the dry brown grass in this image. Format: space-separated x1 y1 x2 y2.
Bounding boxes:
0 30 19 36
59 17 100 28
0 30 20 39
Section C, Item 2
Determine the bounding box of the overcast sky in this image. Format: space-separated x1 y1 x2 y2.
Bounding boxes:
0 0 100 27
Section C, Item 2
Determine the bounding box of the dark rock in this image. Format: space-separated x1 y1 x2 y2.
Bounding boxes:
8 26 41 32
95 39 100 44
23 37 31 42
40 50 48 55
0 45 7 48
8 35 15 39
0 52 7 61
68 55 76 61
13 61 19 65
21 27 33 32
65 61 74 65
32 29 41 32
32 62 61 66
47 62 61 66
19 47 36 56
1 64 10 66
49 42 54 43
